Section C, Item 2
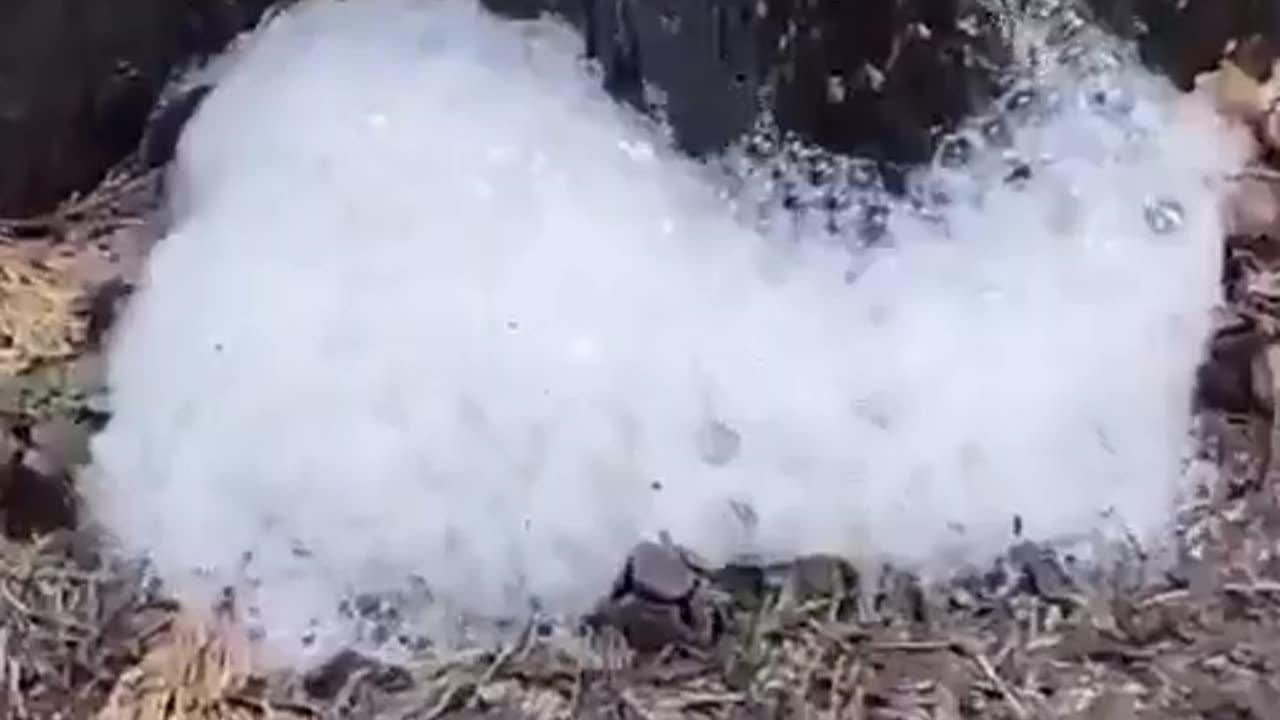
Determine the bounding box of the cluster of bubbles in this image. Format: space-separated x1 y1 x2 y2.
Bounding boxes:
707 0 1188 263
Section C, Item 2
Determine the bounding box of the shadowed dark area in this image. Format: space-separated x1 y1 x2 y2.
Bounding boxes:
1084 0 1280 89
4 0 1278 217
0 0 275 217
481 0 1009 185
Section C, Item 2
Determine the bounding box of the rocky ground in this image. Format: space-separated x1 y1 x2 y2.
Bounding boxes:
1 18 1280 720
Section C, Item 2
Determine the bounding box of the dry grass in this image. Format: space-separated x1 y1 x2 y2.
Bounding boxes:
6 454 1280 720
4 57 1280 719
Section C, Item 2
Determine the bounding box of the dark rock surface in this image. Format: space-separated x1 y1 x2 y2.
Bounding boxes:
0 0 1012 219
759 0 1009 168
482 0 767 158
8 0 1278 217
483 0 1009 181
0 0 276 218
1085 0 1280 90
591 540 723 652
483 0 1280 183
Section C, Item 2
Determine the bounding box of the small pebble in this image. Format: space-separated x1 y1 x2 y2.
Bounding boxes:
628 541 698 603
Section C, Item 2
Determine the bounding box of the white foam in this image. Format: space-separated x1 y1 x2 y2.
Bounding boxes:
85 0 1251 663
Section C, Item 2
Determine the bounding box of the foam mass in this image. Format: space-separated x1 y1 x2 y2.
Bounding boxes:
86 0 1251 662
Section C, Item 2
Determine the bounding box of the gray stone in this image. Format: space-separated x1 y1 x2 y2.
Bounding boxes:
1008 540 1076 600
785 553 860 603
626 540 699 603
592 539 724 652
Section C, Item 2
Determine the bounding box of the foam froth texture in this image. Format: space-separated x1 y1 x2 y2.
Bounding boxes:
85 0 1252 664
